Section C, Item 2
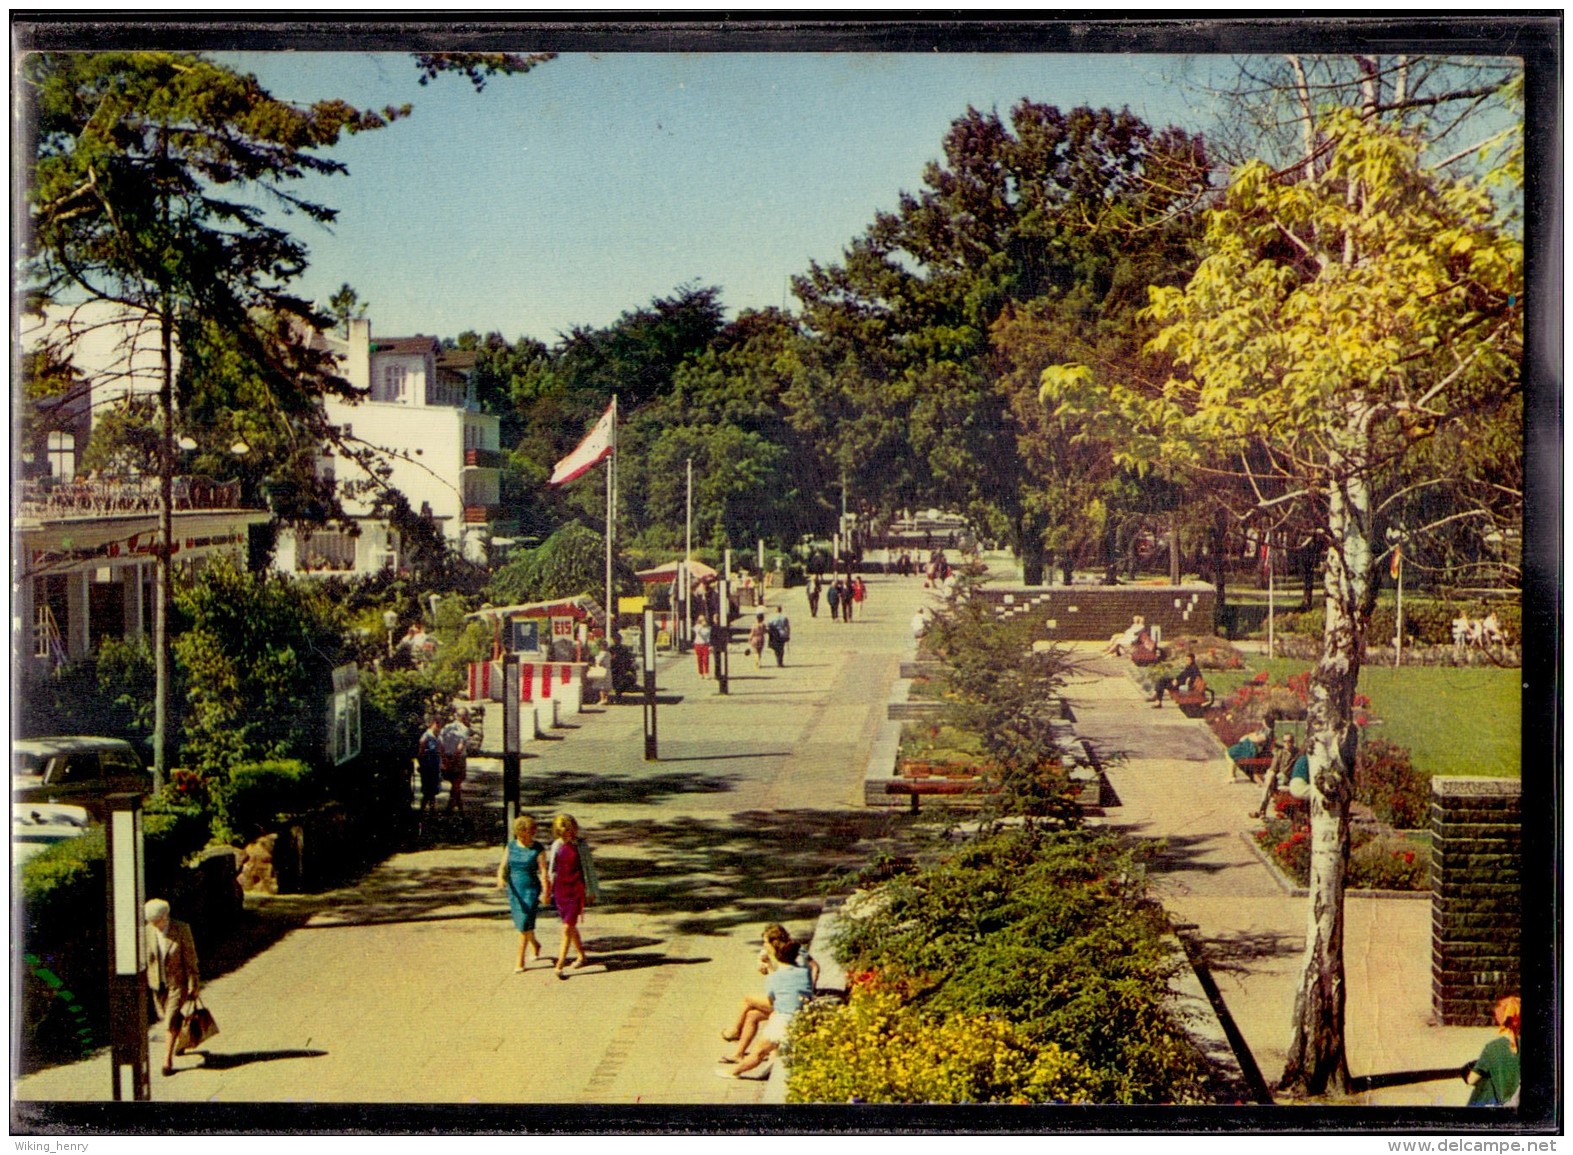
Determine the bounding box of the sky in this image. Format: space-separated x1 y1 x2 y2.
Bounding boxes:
218 51 1229 345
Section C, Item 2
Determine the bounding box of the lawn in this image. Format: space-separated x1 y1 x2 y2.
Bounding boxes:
1206 659 1520 779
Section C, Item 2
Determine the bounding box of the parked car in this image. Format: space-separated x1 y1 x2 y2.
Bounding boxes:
12 736 152 818
13 802 91 870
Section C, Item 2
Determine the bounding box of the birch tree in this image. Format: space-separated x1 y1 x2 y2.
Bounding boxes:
1044 107 1521 1094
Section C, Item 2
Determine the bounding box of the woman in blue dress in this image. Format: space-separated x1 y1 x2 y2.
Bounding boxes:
495 815 550 973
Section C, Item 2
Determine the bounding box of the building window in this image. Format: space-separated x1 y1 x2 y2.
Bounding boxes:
379 364 408 403
47 431 75 479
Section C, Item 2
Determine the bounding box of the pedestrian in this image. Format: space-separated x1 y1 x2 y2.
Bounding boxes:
694 615 713 677
766 605 791 667
717 939 815 1080
547 814 601 979
1464 995 1521 1106
851 576 866 619
910 607 930 639
144 898 201 1077
439 709 473 813
825 580 842 621
415 716 443 812
496 814 550 973
748 612 767 670
841 578 854 622
807 576 821 619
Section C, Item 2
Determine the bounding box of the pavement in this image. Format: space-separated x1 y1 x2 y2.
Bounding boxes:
12 555 1500 1113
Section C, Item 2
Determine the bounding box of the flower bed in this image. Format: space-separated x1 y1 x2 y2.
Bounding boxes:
1253 816 1430 891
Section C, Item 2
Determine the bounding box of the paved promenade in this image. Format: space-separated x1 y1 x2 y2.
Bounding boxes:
14 558 1500 1114
16 570 934 1108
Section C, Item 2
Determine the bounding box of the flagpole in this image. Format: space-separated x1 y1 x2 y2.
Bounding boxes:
1394 545 1403 669
606 395 617 640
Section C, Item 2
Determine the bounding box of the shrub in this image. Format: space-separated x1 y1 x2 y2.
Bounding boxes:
143 799 213 880
787 986 1095 1104
1349 834 1430 891
1355 739 1430 829
215 759 321 844
820 828 1209 1103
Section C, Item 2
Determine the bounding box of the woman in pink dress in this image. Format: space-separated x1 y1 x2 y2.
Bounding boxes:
548 813 600 979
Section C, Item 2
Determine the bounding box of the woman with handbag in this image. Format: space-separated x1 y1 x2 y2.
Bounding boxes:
144 898 201 1077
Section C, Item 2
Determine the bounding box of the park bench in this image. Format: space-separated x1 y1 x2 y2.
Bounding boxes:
1130 640 1165 667
1169 678 1215 718
1232 755 1273 783
886 777 983 813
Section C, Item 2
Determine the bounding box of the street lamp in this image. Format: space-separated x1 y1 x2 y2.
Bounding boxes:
383 609 398 656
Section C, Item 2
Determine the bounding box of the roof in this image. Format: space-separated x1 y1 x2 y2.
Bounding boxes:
437 348 478 371
465 594 605 624
635 559 719 583
371 336 440 356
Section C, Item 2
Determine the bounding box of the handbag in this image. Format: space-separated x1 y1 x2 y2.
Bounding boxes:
176 996 219 1051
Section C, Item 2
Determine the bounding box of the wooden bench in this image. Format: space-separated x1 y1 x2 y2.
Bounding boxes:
886 777 983 813
1130 643 1165 667
1232 755 1273 783
1169 678 1215 718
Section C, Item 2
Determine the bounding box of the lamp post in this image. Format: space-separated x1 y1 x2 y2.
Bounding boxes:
105 793 149 1101
383 610 398 657
641 605 658 760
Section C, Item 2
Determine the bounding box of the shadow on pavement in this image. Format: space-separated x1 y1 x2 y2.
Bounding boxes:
590 951 712 973
1192 928 1302 976
187 1048 328 1070
1350 1067 1466 1093
591 807 917 937
520 770 739 807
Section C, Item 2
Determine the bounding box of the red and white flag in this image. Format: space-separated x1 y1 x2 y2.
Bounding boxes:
547 401 615 486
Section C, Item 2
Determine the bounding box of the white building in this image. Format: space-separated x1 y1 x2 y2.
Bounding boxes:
274 319 505 575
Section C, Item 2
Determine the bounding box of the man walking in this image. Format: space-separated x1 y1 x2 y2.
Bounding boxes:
766 605 791 667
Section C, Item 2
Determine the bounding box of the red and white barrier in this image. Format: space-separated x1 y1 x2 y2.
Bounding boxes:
467 660 586 732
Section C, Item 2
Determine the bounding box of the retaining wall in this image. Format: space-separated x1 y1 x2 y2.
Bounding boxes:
1431 776 1520 1025
976 584 1217 643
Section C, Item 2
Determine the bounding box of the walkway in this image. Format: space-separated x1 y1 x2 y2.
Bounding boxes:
1067 650 1500 1106
14 571 938 1108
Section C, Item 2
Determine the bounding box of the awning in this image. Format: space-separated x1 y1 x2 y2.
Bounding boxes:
465 594 604 625
634 558 718 584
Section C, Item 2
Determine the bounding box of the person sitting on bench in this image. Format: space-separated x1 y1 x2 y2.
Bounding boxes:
1104 615 1148 657
1250 733 1310 818
1151 651 1202 708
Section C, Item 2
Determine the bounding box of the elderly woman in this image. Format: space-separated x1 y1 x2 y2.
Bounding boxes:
496 815 551 973
144 898 200 1077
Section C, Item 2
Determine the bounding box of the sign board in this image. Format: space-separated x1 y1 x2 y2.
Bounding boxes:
510 618 541 653
618 595 647 614
550 616 575 641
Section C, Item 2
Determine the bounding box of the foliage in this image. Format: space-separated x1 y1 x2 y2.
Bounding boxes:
921 599 1080 822
1354 738 1430 829
215 759 322 844
487 520 632 608
360 665 455 771
823 828 1210 1103
173 557 346 780
18 640 164 748
787 986 1095 1104
19 827 107 924
1255 819 1429 892
142 799 215 878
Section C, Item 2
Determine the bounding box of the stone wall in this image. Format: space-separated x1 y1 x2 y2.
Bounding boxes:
975 584 1217 643
1431 776 1520 1025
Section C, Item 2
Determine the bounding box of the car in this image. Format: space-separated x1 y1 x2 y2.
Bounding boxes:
12 736 153 819
13 802 91 870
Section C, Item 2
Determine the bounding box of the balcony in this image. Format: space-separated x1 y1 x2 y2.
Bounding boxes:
463 447 502 469
15 475 247 520
463 504 499 524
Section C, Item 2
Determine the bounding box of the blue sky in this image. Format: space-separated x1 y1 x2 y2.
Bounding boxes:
223 52 1226 345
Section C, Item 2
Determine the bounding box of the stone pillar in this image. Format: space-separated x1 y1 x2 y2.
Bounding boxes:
1431 776 1521 1025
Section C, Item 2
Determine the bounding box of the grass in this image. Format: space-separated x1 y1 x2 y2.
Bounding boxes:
898 721 985 767
1207 658 1519 779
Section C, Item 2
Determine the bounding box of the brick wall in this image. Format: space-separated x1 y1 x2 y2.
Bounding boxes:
1431 777 1521 1025
975 585 1218 643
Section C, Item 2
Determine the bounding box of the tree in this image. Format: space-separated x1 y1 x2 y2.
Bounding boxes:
22 51 407 784
327 283 366 336
1045 108 1521 1094
487 521 631 607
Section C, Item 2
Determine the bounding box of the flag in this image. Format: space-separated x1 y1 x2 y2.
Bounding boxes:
1390 543 1402 580
547 402 615 486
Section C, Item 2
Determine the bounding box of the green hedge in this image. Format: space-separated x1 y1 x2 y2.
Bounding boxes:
216 759 322 843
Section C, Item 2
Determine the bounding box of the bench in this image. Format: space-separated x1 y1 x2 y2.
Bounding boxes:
1130 644 1165 667
1169 678 1215 718
1232 755 1273 783
886 777 982 813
